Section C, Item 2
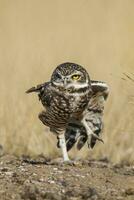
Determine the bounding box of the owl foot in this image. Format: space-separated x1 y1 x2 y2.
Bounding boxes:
90 132 104 142
49 158 81 166
87 132 104 148
81 119 104 148
48 158 67 165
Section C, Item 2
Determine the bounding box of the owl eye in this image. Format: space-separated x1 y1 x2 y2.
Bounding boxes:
55 73 61 79
71 74 81 80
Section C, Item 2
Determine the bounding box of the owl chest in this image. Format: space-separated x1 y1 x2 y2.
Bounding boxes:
50 96 70 118
69 93 90 114
49 93 89 119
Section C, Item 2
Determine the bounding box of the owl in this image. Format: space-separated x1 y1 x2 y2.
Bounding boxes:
26 62 109 162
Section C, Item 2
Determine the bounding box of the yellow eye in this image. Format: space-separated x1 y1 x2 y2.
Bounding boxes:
71 74 81 80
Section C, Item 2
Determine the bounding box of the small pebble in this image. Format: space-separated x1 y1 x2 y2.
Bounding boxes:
53 168 58 171
48 180 55 184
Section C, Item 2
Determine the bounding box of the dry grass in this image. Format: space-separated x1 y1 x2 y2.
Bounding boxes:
0 0 134 164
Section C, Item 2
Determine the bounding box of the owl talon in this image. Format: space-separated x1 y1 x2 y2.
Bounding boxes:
91 133 104 143
87 133 104 148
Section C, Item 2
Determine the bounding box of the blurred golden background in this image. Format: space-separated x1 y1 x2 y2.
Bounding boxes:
0 0 134 164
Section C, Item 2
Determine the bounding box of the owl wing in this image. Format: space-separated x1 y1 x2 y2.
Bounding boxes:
65 80 109 151
26 81 53 108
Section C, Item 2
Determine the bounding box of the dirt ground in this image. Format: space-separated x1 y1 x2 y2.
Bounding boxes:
0 155 133 200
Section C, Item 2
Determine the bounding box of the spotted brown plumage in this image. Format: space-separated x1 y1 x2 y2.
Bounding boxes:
26 62 109 161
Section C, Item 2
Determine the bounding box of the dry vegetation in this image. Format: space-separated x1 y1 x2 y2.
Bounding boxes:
0 0 134 164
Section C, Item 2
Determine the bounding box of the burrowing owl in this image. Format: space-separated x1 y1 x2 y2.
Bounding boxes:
26 62 109 161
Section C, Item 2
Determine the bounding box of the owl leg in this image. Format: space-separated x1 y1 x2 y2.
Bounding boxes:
58 133 70 161
81 119 103 147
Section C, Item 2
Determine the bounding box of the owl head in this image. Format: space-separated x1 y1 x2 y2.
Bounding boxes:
51 62 91 92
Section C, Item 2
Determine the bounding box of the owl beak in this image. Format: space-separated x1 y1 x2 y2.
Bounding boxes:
63 78 67 87
63 77 69 87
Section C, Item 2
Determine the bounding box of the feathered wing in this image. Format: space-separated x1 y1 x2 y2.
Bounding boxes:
26 81 53 108
65 80 109 151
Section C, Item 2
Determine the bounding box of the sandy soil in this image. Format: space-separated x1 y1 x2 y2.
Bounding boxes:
0 155 134 200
